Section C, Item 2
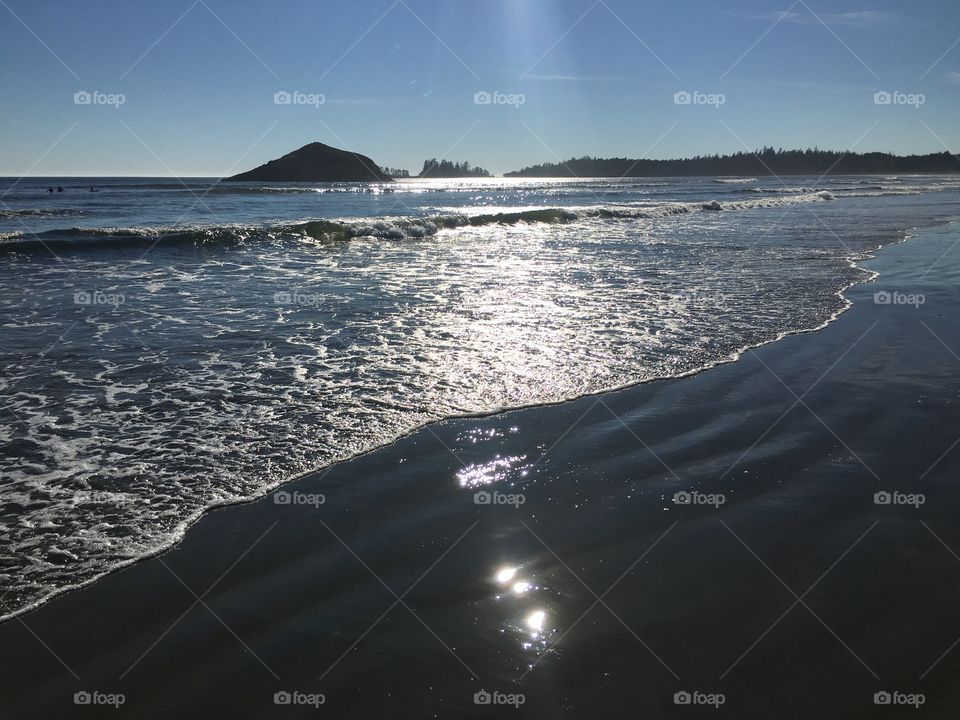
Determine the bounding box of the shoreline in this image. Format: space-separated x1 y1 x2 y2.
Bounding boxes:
0 216 941 628
3 219 960 717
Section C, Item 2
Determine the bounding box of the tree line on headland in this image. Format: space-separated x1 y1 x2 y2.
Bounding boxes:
503 148 958 177
381 160 493 178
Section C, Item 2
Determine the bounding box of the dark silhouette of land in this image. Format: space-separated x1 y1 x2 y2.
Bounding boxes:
505 148 959 177
225 142 391 182
380 160 492 179
225 144 958 182
419 159 491 178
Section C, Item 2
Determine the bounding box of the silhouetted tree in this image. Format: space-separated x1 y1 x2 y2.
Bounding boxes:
419 159 491 178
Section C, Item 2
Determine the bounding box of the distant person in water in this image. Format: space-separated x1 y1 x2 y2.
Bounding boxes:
89 186 98 192
57 186 64 193
47 186 54 193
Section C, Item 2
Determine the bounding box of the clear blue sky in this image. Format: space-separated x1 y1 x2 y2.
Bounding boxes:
1 0 958 176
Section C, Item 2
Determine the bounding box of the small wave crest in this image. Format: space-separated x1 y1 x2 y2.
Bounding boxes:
0 192 835 250
0 224 254 248
293 208 578 241
0 208 84 219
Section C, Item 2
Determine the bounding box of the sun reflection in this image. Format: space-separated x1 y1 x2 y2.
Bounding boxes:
488 563 553 652
457 454 528 489
525 609 546 634
512 580 531 595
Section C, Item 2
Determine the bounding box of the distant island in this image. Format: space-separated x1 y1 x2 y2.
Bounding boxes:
505 148 960 177
225 142 391 182
419 159 491 178
379 159 492 180
381 166 411 179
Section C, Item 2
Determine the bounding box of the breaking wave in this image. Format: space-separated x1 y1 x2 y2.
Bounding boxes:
0 192 835 250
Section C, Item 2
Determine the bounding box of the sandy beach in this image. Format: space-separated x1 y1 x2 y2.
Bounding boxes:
2 219 960 719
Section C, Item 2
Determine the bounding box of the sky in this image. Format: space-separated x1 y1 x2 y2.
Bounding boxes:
1 0 958 176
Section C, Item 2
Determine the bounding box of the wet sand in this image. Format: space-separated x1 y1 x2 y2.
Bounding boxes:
3 222 960 719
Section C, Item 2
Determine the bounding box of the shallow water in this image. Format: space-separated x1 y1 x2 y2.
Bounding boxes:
1 174 959 620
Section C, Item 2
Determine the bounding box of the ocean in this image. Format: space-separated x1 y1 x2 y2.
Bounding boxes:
2 173 959 621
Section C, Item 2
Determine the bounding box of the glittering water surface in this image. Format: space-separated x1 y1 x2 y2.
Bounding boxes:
1 175 959 619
